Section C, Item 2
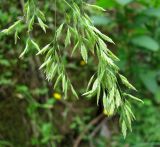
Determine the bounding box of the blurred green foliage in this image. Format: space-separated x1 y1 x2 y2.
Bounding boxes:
0 0 160 147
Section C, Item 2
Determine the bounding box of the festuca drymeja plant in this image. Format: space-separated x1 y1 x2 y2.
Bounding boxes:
0 0 143 137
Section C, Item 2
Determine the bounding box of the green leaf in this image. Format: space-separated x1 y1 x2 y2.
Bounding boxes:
65 28 71 47
109 86 115 100
131 35 159 51
122 120 127 138
54 74 62 89
85 3 106 11
125 103 135 120
80 44 88 63
14 30 20 44
115 89 121 107
28 15 34 32
56 23 64 39
124 107 132 130
49 63 58 80
101 51 114 66
107 49 120 61
71 41 79 56
26 4 30 22
39 56 51 69
119 74 137 91
37 9 46 21
31 40 40 51
71 84 78 99
124 93 143 103
62 75 66 92
86 74 95 91
19 38 30 58
1 20 22 34
92 79 98 92
36 44 50 55
91 26 114 44
83 79 98 98
103 92 107 109
37 17 47 33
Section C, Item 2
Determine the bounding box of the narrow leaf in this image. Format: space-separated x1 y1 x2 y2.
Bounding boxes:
56 23 64 39
36 44 50 55
19 38 30 58
71 85 78 99
37 17 47 33
31 40 40 51
65 28 71 47
85 3 106 11
71 41 79 56
124 93 143 103
119 74 137 91
54 74 62 89
81 44 88 63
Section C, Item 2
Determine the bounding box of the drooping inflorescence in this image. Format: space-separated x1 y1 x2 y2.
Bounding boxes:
0 0 143 137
